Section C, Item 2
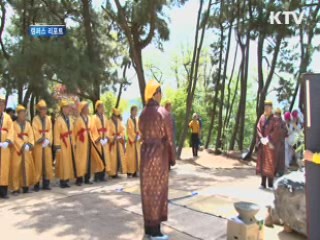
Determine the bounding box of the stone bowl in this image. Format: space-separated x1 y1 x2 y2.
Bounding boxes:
234 201 260 224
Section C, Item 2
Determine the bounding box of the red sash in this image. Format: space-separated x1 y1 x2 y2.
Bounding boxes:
60 131 72 147
0 128 8 132
39 129 49 134
18 132 28 139
77 128 90 143
98 128 107 134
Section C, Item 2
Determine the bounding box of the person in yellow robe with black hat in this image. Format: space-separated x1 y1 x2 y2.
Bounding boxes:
106 108 126 178
32 100 53 191
73 101 103 185
10 105 36 194
91 100 110 182
54 100 75 188
0 96 14 199
125 105 141 177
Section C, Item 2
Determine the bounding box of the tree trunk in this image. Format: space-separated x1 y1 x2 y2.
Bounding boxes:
131 47 146 105
115 83 123 108
81 0 100 101
30 94 35 119
115 62 128 108
225 66 240 150
238 37 250 150
205 95 218 149
177 0 211 158
23 86 32 107
246 34 282 159
215 23 232 150
176 0 204 158
229 57 244 150
205 25 224 149
223 44 238 137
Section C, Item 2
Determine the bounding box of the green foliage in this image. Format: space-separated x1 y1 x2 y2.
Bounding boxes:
101 91 129 117
104 0 179 50
1 0 123 104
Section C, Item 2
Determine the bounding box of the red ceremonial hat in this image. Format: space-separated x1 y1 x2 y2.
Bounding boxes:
284 112 291 121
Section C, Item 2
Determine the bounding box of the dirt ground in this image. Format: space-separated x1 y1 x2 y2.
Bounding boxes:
0 148 306 240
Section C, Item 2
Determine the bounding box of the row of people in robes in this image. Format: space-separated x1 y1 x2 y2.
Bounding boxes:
256 101 301 189
0 97 142 198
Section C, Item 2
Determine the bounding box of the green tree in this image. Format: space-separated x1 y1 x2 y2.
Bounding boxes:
103 0 187 105
0 0 123 110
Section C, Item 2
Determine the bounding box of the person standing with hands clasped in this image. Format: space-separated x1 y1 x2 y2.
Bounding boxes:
74 101 104 186
32 100 53 191
256 100 278 189
107 108 126 178
139 80 176 240
10 105 36 194
0 96 13 199
54 100 76 188
92 100 110 182
125 105 141 177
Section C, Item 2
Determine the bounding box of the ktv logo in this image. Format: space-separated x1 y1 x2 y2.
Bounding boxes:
269 11 305 25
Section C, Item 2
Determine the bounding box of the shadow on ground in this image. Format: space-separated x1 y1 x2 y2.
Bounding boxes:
12 192 143 240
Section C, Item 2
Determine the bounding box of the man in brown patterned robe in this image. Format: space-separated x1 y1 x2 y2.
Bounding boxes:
139 80 176 239
256 100 278 189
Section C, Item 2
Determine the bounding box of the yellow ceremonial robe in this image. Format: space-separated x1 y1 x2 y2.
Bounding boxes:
32 115 53 182
0 113 14 186
107 118 126 176
10 121 36 191
91 113 111 173
54 115 75 181
125 117 141 174
73 115 103 177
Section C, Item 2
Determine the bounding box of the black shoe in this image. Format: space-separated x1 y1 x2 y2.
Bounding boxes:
99 172 106 181
155 224 164 237
12 190 20 196
0 194 9 199
132 172 137 178
0 188 9 199
60 180 69 188
76 177 83 186
94 174 99 182
42 180 51 190
84 181 93 185
34 183 40 192
22 187 29 194
100 177 107 182
99 175 107 182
